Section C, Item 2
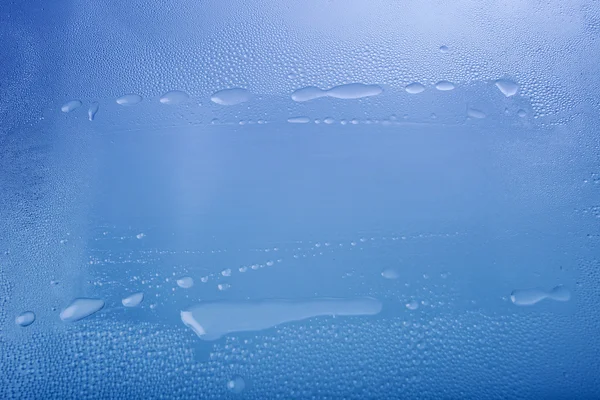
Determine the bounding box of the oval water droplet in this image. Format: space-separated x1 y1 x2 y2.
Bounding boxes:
116 94 142 106
324 117 335 124
326 83 383 99
160 90 189 105
122 292 144 307
439 45 449 53
467 108 486 119
210 88 251 106
291 86 326 102
381 268 400 280
494 79 519 97
227 377 246 394
435 81 455 91
177 276 194 289
88 102 99 121
15 311 35 327
405 82 425 94
287 116 310 124
517 109 527 117
61 100 82 113
60 298 105 322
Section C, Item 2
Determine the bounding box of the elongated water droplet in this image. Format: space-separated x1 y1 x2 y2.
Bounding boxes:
381 268 400 280
60 298 105 322
467 108 486 119
291 86 327 102
15 311 35 327
122 292 144 307
116 94 142 106
435 81 455 91
61 100 82 113
177 276 194 289
495 79 519 97
510 285 570 306
160 90 189 105
88 102 99 121
405 82 425 94
287 116 310 124
326 83 383 99
181 297 382 340
210 88 251 105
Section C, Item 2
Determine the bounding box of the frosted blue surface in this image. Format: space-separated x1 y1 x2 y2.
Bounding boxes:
1 0 600 399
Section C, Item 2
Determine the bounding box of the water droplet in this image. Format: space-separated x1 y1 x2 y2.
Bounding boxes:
326 83 383 99
287 116 310 124
60 298 105 322
381 268 400 280
177 277 194 289
61 100 82 113
160 90 189 105
210 88 251 105
494 79 519 97
291 86 326 102
467 108 486 119
434 81 455 91
15 311 35 327
324 117 335 124
181 297 382 340
406 300 420 310
221 269 232 277
510 285 570 306
136 233 145 239
227 377 246 394
405 82 425 94
122 292 144 307
218 283 231 291
517 109 527 117
439 45 449 53
116 94 142 106
88 102 99 121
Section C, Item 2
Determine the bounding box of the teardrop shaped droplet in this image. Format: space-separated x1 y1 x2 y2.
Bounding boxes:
61 100 82 113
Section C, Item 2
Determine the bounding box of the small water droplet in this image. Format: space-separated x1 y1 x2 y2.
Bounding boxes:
439 45 449 53
210 88 251 105
61 100 82 113
517 109 527 117
467 108 486 119
160 90 189 105
15 311 35 327
218 283 231 291
381 268 400 280
406 300 419 310
116 94 142 106
324 117 335 124
177 277 194 289
227 376 246 394
221 269 232 277
122 292 144 307
434 81 455 91
136 233 145 239
60 298 105 322
405 82 425 94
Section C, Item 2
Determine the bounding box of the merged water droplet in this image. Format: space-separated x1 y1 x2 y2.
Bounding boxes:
381 268 400 280
15 311 35 327
61 100 82 113
116 94 143 106
287 116 310 124
227 377 246 394
510 285 570 306
435 81 455 91
60 298 105 322
405 82 425 94
88 102 99 121
122 292 144 307
159 90 189 105
494 79 519 97
467 108 486 119
210 88 251 106
177 276 194 289
291 86 326 102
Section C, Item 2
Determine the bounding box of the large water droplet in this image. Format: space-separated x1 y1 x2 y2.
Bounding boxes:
291 86 326 102
181 297 382 340
510 285 570 306
177 276 194 289
160 90 189 105
15 311 35 327
227 377 246 394
122 292 144 307
381 268 400 280
467 108 486 119
435 81 455 91
326 83 383 99
61 100 82 113
88 102 99 121
494 79 519 97
287 116 310 124
210 88 251 105
116 94 143 106
405 82 425 94
60 298 105 322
